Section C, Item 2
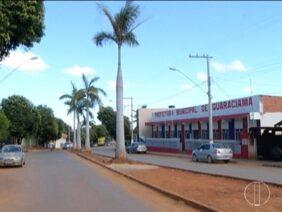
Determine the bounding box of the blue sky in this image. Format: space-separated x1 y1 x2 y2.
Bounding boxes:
1 1 282 125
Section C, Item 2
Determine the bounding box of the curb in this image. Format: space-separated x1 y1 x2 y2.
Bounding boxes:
91 151 282 188
76 152 217 212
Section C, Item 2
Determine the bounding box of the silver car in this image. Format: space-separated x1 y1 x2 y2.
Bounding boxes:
126 142 147 154
0 145 26 167
192 143 233 163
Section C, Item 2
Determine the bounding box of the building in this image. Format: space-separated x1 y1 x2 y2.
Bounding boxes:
137 95 282 159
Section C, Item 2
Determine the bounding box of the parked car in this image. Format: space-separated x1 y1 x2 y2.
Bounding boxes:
0 145 26 167
126 142 147 154
192 143 233 163
63 142 73 149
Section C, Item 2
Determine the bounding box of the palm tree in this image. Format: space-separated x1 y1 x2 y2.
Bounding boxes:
81 74 106 151
94 1 140 160
59 82 78 149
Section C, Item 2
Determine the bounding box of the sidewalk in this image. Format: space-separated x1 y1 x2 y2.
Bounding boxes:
148 150 282 168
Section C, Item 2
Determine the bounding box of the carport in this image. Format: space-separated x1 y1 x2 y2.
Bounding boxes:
253 123 282 160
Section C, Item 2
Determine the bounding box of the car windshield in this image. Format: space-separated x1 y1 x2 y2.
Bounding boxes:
3 146 21 153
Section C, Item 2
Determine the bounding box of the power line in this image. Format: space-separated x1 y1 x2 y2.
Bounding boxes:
146 81 206 106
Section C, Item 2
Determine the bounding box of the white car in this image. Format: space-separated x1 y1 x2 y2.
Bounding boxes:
0 145 26 167
192 143 233 163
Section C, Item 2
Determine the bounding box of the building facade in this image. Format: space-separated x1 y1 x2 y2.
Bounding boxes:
137 95 282 159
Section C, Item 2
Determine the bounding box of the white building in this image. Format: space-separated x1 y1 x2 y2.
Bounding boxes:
137 95 282 159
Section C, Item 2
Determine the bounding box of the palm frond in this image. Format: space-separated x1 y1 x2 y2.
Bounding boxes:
122 31 139 46
59 94 72 100
98 3 119 35
89 77 100 87
115 1 140 35
94 32 116 46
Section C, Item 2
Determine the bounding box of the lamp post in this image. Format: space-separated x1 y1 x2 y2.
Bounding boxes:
169 60 214 144
0 56 38 85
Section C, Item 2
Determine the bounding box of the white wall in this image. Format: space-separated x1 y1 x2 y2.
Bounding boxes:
261 112 282 127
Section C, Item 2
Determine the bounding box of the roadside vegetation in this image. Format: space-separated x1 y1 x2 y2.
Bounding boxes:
0 95 69 147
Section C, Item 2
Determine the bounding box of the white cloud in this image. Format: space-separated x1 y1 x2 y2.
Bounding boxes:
243 86 253 93
196 72 208 81
180 83 192 90
107 80 116 91
212 60 248 72
0 50 48 74
63 65 95 76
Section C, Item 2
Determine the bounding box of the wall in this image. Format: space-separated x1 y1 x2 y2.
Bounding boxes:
262 96 282 113
138 108 166 138
260 112 282 127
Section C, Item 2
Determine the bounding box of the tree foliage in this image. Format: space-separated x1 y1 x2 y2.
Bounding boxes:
0 0 45 61
36 105 58 145
97 106 130 140
0 111 9 141
1 95 36 143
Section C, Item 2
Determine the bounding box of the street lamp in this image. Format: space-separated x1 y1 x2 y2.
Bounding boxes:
170 59 214 144
0 56 38 85
169 67 207 94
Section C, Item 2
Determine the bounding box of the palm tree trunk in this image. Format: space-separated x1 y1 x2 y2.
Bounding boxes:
73 110 77 149
115 45 126 159
77 113 81 150
85 103 91 150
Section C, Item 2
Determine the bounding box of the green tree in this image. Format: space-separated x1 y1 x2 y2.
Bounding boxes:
97 106 131 141
97 106 116 139
95 125 109 138
0 0 45 61
36 105 58 146
0 111 9 141
81 74 106 151
94 1 141 159
1 95 35 143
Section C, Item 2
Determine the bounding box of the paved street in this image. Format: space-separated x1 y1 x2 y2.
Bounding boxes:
93 146 282 185
0 151 195 212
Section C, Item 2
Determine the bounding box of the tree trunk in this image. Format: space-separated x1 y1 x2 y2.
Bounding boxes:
73 109 77 149
77 113 81 150
85 103 91 150
115 45 126 159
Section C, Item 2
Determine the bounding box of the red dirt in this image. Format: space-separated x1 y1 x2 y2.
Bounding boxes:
81 152 282 211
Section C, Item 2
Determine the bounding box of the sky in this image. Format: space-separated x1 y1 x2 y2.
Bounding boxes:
1 1 282 126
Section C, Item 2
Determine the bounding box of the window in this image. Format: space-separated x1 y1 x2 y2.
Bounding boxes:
203 144 210 150
222 129 229 140
193 130 199 139
201 130 208 139
213 130 218 139
185 130 190 139
235 129 243 140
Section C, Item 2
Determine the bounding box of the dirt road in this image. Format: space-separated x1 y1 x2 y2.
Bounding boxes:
0 151 196 212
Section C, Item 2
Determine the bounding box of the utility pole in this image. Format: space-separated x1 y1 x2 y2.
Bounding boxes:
189 54 214 144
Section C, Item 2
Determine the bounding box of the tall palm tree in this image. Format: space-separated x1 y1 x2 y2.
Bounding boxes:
59 82 78 149
81 74 106 151
94 1 140 159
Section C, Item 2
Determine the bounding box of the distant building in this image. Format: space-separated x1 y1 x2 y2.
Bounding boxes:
55 133 68 149
137 95 282 159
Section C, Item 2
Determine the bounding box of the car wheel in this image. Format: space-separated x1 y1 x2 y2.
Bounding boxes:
192 154 197 162
224 160 229 163
207 155 213 163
